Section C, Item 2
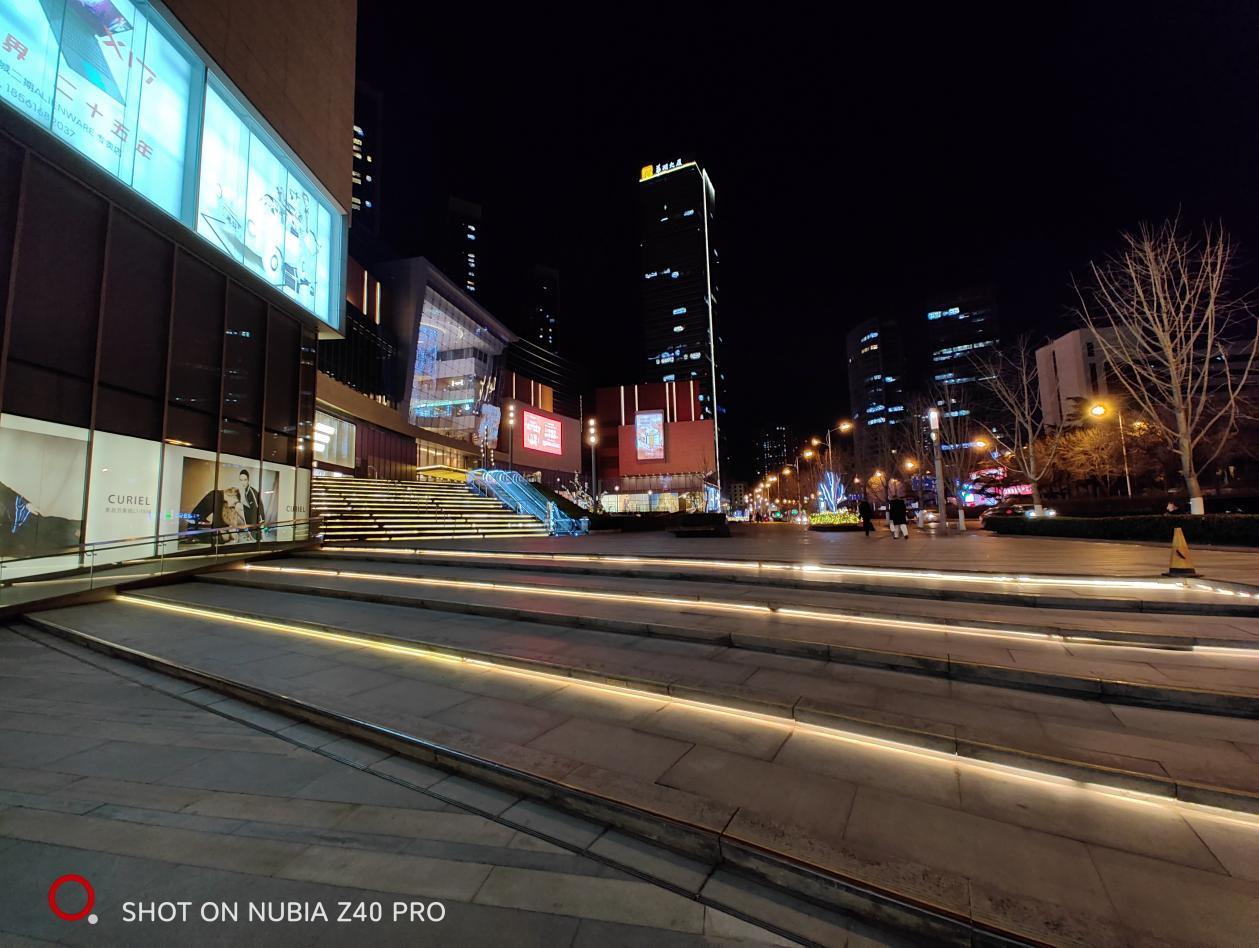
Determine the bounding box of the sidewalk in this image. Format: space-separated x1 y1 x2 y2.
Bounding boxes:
0 628 797 947
392 524 1259 586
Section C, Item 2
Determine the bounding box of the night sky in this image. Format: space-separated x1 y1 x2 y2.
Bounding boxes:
356 2 1259 480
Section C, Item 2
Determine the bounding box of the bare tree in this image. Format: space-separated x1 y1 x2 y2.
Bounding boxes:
1075 220 1259 514
974 335 1064 516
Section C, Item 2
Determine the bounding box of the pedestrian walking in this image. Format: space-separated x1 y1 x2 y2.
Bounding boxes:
858 499 875 536
889 497 909 538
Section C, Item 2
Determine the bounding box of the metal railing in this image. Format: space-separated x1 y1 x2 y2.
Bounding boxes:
467 470 589 536
0 518 321 605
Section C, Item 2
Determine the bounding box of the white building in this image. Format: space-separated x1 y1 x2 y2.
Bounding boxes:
1036 328 1116 425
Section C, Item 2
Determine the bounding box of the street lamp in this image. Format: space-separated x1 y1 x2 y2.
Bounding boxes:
973 438 988 450
1088 402 1132 498
506 402 516 471
587 418 599 497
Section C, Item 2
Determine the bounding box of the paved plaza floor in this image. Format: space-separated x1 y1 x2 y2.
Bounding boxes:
389 522 1259 586
8 525 1259 946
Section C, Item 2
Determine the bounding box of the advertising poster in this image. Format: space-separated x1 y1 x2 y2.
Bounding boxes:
0 0 192 217
160 446 277 545
85 430 160 563
474 404 501 451
635 410 665 461
313 410 356 470
522 409 562 456
197 84 334 324
0 414 88 560
262 461 296 538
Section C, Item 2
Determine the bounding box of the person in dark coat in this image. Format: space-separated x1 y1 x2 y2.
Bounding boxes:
858 499 875 536
889 497 909 538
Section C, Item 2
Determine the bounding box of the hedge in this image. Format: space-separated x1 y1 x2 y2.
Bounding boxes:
983 514 1259 546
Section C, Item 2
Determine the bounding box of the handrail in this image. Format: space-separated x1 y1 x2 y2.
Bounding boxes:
0 517 322 566
467 470 588 536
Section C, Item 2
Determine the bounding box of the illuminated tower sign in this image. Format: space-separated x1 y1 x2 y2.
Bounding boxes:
637 158 722 490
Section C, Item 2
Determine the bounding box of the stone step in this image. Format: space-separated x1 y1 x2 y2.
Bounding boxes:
27 596 1259 947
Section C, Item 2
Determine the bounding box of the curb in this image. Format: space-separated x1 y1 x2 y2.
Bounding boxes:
203 572 1259 723
312 549 1259 618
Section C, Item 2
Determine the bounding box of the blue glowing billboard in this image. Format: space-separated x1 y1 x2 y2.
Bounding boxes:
0 0 343 330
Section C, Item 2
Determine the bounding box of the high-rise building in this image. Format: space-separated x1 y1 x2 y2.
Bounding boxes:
757 424 790 480
638 158 721 488
444 196 483 298
351 82 382 235
524 265 560 353
925 288 999 416
846 319 908 479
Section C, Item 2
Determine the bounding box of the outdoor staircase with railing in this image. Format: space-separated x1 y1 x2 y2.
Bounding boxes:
310 476 549 542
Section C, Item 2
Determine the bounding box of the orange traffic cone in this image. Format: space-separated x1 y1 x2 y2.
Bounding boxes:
1165 527 1197 577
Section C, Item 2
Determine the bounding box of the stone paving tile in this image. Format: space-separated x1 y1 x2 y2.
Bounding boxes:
291 767 455 809
526 717 693 782
844 785 1118 917
44 739 215 783
587 828 714 894
631 704 791 762
472 864 706 932
660 744 858 835
771 732 962 808
157 749 338 797
0 730 106 769
427 774 521 816
955 768 1224 871
428 695 570 745
1087 843 1259 946
499 799 604 849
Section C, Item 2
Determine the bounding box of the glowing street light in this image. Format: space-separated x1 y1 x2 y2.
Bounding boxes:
1088 401 1132 497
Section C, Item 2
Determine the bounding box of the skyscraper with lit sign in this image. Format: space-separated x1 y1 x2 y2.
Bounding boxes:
638 158 722 489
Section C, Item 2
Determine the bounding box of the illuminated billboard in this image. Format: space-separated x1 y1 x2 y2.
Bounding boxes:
635 410 665 460
0 0 344 330
522 410 562 456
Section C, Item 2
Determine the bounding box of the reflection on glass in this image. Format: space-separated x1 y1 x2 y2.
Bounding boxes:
0 0 192 217
197 82 337 327
408 288 506 441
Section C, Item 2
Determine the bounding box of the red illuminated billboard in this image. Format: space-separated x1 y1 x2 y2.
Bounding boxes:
522 410 563 456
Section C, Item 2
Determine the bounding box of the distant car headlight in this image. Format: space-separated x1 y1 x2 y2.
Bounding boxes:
1045 508 1057 517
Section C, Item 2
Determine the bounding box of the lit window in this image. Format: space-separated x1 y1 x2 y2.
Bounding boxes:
672 306 687 315
673 325 685 332
467 233 476 240
683 209 695 216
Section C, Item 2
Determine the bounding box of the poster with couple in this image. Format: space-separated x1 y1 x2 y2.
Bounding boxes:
177 458 276 543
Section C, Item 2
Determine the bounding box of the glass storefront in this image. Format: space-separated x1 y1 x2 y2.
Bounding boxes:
408 287 506 440
0 0 344 330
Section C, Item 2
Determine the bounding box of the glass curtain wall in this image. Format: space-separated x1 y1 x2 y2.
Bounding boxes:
408 287 506 441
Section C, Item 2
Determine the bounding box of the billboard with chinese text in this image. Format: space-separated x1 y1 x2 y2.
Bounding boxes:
635 410 665 460
522 409 562 456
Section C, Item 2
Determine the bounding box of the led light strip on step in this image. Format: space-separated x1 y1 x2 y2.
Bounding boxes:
116 594 1259 830
318 547 1255 600
242 563 1248 653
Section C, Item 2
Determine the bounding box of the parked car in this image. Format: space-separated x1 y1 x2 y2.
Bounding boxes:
979 501 1057 523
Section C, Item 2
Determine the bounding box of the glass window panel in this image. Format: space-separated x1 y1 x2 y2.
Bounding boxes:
0 0 64 127
196 83 249 266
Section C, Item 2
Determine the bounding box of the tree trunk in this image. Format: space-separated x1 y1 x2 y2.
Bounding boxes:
1030 480 1045 517
1176 416 1204 515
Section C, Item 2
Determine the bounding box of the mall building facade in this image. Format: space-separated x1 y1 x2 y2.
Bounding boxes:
0 0 355 569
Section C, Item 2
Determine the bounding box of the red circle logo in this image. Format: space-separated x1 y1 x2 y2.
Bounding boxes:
48 875 95 922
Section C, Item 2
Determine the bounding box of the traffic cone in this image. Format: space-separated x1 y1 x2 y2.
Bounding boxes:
1165 527 1198 577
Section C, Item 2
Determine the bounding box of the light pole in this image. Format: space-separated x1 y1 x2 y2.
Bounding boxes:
823 421 853 486
1089 403 1132 498
506 402 516 472
928 408 948 527
587 418 599 498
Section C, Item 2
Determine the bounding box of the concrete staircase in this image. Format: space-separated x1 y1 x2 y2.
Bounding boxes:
310 476 549 542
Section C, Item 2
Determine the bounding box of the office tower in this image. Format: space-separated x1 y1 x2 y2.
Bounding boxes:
846 318 908 479
925 288 999 416
638 158 722 487
758 424 790 479
445 196 483 298
351 82 382 234
525 265 561 353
